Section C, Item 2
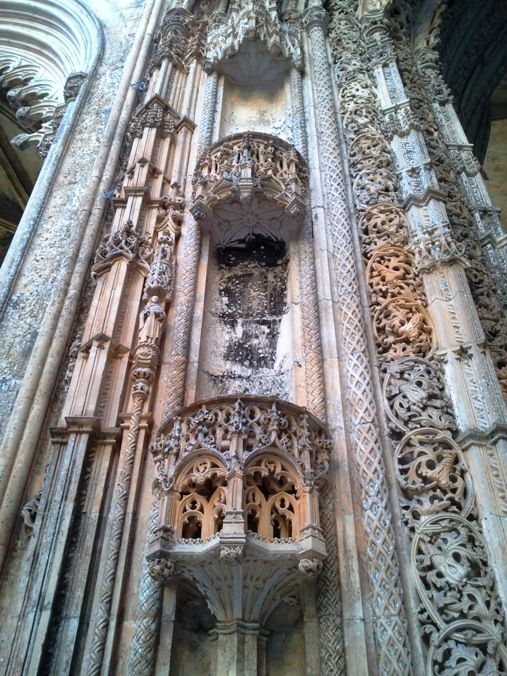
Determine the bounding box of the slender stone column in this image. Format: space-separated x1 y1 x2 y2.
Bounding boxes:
128 223 201 675
290 57 342 672
128 64 218 675
6 418 100 674
304 3 411 673
214 621 259 676
196 70 218 158
290 64 326 421
290 66 308 159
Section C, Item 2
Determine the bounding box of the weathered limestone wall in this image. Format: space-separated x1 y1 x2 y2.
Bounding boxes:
484 118 507 223
197 235 292 399
0 0 151 668
0 0 145 443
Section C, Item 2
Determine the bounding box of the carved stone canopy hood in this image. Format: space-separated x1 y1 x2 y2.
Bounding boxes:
147 396 331 626
191 132 307 243
204 0 303 79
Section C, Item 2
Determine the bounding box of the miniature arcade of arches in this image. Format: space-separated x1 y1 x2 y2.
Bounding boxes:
147 396 331 676
170 450 306 542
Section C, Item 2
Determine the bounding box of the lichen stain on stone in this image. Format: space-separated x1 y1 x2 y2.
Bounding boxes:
206 234 290 398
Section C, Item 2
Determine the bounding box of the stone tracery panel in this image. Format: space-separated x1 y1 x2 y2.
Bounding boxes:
148 396 330 672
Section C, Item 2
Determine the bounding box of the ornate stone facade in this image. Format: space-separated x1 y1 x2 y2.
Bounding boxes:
0 1 506 674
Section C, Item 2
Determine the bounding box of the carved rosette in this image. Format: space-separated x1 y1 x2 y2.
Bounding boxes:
329 1 507 669
146 396 330 626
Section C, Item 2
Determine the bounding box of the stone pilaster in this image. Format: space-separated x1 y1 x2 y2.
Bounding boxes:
358 7 507 669
304 3 411 673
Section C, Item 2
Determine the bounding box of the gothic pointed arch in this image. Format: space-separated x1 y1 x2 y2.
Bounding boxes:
0 0 101 265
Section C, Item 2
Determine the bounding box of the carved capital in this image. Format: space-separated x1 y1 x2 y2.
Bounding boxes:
413 224 468 273
303 4 328 34
147 557 174 584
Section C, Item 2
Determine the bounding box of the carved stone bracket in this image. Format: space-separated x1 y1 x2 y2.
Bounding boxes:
147 395 330 651
191 132 307 241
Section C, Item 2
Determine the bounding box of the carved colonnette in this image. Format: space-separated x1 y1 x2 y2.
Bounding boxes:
327 0 507 671
306 2 412 673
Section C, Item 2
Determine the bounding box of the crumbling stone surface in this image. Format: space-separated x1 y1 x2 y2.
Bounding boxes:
202 235 290 399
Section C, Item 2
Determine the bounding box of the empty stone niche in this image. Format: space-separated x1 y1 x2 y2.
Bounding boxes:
219 52 291 143
170 584 306 676
170 584 216 676
196 234 294 400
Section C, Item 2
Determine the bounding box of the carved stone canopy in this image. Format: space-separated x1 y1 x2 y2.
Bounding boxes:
148 396 330 624
204 2 303 80
191 132 307 243
0 0 98 155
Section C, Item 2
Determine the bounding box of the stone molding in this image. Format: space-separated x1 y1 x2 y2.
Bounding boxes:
0 0 99 155
309 3 412 672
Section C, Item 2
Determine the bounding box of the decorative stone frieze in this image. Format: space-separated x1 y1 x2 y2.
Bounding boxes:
152 396 330 492
309 2 412 672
